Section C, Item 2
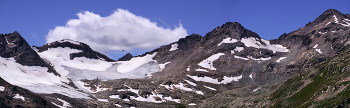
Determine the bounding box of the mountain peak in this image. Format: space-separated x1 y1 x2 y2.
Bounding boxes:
310 9 346 26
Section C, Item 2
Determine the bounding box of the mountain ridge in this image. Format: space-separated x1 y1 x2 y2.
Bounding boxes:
0 9 350 107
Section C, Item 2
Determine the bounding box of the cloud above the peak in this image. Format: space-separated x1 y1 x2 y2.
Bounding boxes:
46 9 188 53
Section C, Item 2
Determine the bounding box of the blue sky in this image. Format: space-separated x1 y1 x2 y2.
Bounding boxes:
1 0 350 60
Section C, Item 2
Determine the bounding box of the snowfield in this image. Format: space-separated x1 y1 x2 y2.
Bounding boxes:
241 37 289 53
117 52 158 73
218 37 238 46
198 53 225 70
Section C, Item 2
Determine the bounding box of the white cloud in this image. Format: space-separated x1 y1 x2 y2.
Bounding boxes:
46 9 188 53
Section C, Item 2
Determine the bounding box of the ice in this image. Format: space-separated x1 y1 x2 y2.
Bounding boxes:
115 104 122 107
184 80 197 86
315 49 322 53
196 69 208 72
203 85 216 91
234 47 244 52
249 74 253 79
13 94 25 101
276 57 287 63
98 99 109 102
187 75 241 84
313 44 318 48
218 37 238 46
117 52 157 73
0 86 4 91
241 37 289 53
188 103 196 105
198 53 225 70
169 43 178 51
159 62 171 71
187 66 190 71
234 56 249 60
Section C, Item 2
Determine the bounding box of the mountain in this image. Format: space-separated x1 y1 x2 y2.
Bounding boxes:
0 9 350 107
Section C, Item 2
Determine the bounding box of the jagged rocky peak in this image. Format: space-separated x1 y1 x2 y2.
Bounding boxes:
36 39 115 62
117 53 133 61
0 31 59 75
307 9 350 27
204 22 261 41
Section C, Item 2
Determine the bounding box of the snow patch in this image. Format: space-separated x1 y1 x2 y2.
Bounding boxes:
184 80 197 86
333 15 350 26
109 95 121 99
313 44 318 48
315 49 323 54
276 57 287 63
218 37 238 46
319 31 327 34
160 83 203 95
187 75 242 84
231 50 235 54
247 56 271 61
253 87 260 92
58 39 80 45
0 86 4 91
198 53 225 70
234 47 244 52
196 69 208 72
98 99 109 102
234 56 249 60
326 22 331 25
117 52 157 73
187 66 190 71
169 43 178 51
159 62 171 71
241 37 289 53
188 103 196 105
115 104 122 107
203 85 216 91
249 74 253 79
13 94 25 101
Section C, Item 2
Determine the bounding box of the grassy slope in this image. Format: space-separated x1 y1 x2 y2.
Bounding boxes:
267 47 350 108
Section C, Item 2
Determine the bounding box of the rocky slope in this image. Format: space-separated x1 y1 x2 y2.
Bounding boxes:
0 9 349 107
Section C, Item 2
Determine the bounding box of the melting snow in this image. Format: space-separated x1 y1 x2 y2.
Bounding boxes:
241 37 289 53
117 53 157 73
160 83 203 95
198 53 225 70
187 75 242 84
234 47 244 52
169 43 178 51
276 57 287 63
159 62 171 71
13 94 25 101
203 85 216 91
218 37 238 46
196 69 208 72
184 80 197 86
0 86 4 91
234 56 249 60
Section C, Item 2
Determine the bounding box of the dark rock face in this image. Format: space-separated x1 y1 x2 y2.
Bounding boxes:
117 53 133 61
35 39 115 62
0 31 59 76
